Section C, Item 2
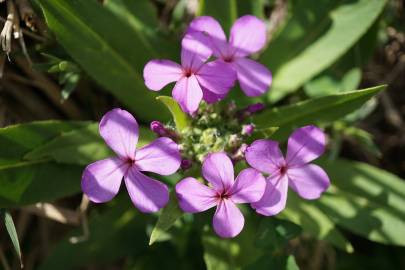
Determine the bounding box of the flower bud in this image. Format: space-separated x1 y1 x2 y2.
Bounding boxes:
181 159 192 170
241 124 255 136
150 121 166 136
231 143 248 163
247 103 265 113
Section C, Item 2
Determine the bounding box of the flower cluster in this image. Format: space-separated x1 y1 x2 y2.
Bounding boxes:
143 15 272 115
81 15 330 239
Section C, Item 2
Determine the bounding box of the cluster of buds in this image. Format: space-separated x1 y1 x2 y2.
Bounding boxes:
150 101 263 170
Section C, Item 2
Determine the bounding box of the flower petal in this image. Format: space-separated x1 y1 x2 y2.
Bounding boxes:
124 167 169 213
99 108 139 160
229 168 266 204
288 164 330 199
252 173 288 216
286 125 326 166
187 16 228 58
201 86 227 104
81 157 127 203
213 199 244 238
172 75 203 114
245 139 284 174
135 137 181 175
196 60 236 97
230 15 266 57
175 177 217 213
202 152 234 193
181 31 212 71
234 58 272 96
143 59 183 91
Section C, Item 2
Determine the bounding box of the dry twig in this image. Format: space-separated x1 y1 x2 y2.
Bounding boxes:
23 203 80 225
69 195 90 244
267 0 288 43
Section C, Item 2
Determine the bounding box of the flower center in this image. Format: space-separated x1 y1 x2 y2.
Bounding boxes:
216 191 230 200
126 158 135 166
279 165 288 176
223 55 234 63
183 68 193 78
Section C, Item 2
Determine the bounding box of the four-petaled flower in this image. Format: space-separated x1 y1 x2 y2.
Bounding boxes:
188 15 272 97
143 32 236 115
81 108 181 213
175 152 266 238
245 125 331 216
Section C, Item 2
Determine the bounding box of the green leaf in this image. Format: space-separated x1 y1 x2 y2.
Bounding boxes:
38 0 168 121
243 255 299 270
304 19 379 98
254 218 302 251
0 163 83 207
38 196 154 270
263 0 387 102
341 126 381 157
316 159 405 246
0 121 91 207
104 0 178 59
236 0 267 19
252 85 385 139
202 214 265 270
149 193 183 245
317 190 405 246
24 123 154 165
280 194 354 253
156 96 191 131
1 209 22 267
304 67 361 98
0 120 89 168
24 123 109 165
198 0 237 32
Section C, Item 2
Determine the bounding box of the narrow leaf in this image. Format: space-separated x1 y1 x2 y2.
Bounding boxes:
156 96 190 131
24 123 154 165
252 85 385 139
1 209 23 267
149 194 183 245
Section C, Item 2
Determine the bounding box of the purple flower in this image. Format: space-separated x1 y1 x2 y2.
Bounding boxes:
81 108 181 213
188 15 272 97
245 125 330 216
143 32 236 114
175 152 266 238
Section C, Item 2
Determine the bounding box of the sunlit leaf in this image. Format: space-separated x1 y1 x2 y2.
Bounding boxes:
317 159 405 246
24 123 154 165
38 0 169 121
156 96 191 131
252 85 385 139
0 120 89 168
262 0 387 102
